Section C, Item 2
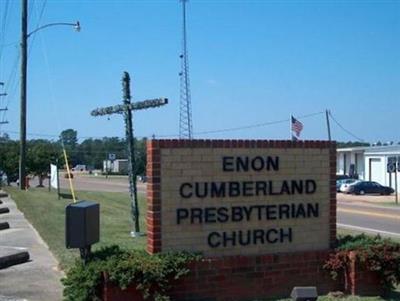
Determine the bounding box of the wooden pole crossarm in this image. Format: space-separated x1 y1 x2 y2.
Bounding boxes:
90 98 168 117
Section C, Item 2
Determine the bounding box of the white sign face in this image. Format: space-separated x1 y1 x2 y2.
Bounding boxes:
50 164 58 189
159 147 332 256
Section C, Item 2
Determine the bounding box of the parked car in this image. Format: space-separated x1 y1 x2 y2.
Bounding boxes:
336 178 357 192
348 181 394 195
336 179 347 192
339 179 362 193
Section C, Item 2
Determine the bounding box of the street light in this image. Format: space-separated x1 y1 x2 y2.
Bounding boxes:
27 21 81 38
19 0 80 189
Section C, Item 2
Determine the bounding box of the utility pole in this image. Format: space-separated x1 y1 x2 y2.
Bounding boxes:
18 0 80 190
326 109 331 141
91 72 168 237
19 0 28 189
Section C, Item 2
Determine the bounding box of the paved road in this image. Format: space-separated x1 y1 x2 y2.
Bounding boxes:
29 174 146 194
337 195 400 238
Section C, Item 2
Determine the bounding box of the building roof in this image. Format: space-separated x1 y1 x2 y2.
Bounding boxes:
338 145 400 155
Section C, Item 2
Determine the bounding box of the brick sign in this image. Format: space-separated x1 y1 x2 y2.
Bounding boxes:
147 140 336 256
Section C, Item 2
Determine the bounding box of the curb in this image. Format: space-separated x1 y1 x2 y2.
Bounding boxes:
0 207 10 214
0 251 30 269
0 222 10 230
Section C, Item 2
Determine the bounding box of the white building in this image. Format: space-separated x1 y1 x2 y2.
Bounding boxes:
103 159 128 174
337 145 400 190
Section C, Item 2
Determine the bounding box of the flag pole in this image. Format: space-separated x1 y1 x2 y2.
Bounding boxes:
325 109 331 141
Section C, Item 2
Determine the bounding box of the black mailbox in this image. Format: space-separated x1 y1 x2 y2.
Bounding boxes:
290 287 318 301
66 200 99 249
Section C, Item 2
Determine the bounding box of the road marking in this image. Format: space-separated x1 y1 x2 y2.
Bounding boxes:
338 201 400 211
337 223 400 238
338 208 400 220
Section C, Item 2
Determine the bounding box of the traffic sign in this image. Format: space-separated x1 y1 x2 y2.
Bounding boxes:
388 163 396 173
108 153 116 161
387 157 397 173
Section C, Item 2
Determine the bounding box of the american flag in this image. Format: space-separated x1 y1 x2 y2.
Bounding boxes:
291 116 303 137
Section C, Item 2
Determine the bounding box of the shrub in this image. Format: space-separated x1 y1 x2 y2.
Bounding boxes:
62 245 200 301
324 234 400 291
64 172 73 179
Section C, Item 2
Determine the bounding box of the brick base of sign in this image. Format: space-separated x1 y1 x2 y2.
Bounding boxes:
170 250 339 301
101 273 145 301
345 251 382 296
100 250 343 301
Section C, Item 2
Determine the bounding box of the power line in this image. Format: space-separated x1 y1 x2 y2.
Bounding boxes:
328 111 364 142
199 111 324 135
0 51 20 130
0 0 48 132
1 110 324 140
29 0 48 54
2 130 145 141
157 110 325 138
0 0 11 63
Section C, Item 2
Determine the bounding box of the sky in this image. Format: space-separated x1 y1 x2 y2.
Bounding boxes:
0 0 399 143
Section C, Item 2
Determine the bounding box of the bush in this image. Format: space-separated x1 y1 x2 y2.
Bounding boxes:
62 245 200 301
64 172 73 179
324 234 400 291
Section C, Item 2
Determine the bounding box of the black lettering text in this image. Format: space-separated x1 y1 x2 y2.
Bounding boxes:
208 232 221 248
179 183 192 198
176 208 189 224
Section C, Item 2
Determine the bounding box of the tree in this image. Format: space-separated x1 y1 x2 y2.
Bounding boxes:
78 138 105 169
77 137 128 170
0 138 19 185
134 138 147 176
59 129 78 166
60 129 77 148
27 139 60 187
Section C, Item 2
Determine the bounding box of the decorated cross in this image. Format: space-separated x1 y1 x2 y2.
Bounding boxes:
91 71 168 237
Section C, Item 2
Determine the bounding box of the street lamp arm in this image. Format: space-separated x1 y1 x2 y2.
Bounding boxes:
27 21 80 38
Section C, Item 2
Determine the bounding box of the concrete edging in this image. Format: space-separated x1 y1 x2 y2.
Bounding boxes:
0 251 30 270
0 222 10 231
0 207 10 214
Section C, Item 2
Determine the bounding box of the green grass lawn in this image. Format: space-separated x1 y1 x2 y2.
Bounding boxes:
5 187 400 300
337 228 400 243
5 187 146 268
274 295 400 301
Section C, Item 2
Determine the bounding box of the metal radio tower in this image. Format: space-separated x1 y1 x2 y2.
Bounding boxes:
179 0 193 139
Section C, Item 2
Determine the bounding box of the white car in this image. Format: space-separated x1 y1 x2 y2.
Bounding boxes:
340 180 362 193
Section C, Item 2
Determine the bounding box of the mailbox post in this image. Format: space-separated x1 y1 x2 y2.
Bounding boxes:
66 200 99 262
